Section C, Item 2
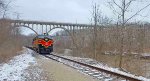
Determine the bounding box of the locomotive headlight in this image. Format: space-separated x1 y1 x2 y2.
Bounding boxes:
45 38 48 41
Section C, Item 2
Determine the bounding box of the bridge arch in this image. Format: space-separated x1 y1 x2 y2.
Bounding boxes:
47 27 72 36
13 25 38 35
47 27 78 49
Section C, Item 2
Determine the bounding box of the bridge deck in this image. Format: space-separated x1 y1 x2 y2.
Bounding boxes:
11 20 94 27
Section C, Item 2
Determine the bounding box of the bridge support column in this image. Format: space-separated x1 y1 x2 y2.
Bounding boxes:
46 25 48 34
32 24 34 29
73 26 75 36
41 24 43 34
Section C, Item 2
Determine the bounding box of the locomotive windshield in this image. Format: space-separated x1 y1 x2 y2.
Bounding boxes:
37 35 53 39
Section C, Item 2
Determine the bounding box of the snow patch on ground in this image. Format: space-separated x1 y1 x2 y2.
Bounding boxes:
0 47 36 81
93 64 150 81
61 55 150 81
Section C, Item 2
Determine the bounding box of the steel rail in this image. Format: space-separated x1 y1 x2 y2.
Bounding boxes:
45 54 142 81
25 46 142 81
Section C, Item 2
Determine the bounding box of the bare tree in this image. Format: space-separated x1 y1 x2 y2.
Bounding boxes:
2 0 12 18
0 0 13 18
108 0 150 69
92 3 98 59
90 3 112 59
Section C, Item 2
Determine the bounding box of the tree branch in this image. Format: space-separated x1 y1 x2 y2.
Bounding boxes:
0 0 5 9
108 2 122 16
125 0 135 11
3 0 12 18
112 0 123 9
125 3 150 24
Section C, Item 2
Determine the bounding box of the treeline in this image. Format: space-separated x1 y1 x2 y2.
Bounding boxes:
54 23 150 76
54 0 150 77
0 18 35 63
0 0 34 63
55 23 150 55
0 0 23 63
0 19 22 63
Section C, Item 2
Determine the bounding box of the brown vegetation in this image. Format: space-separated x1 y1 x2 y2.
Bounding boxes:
51 0 150 77
0 0 30 63
0 19 23 63
54 23 150 77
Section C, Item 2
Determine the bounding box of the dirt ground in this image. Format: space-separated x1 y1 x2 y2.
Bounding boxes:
36 55 100 81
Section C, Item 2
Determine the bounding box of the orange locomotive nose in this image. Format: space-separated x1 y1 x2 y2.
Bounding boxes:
44 40 53 47
38 39 53 48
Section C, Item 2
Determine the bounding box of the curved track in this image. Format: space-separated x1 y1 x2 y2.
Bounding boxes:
44 54 142 81
26 46 142 81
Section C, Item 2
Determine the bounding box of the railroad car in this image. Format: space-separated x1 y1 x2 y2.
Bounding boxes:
32 35 53 54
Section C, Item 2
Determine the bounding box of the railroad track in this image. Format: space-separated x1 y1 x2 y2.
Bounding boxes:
25 46 143 81
44 54 142 81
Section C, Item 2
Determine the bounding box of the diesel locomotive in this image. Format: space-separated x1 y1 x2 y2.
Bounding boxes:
32 34 53 54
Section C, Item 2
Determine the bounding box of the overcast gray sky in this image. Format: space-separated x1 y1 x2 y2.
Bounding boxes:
12 0 150 24
12 0 110 24
11 0 150 35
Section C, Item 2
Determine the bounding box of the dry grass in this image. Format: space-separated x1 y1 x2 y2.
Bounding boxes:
87 53 149 77
53 24 150 77
0 19 22 63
